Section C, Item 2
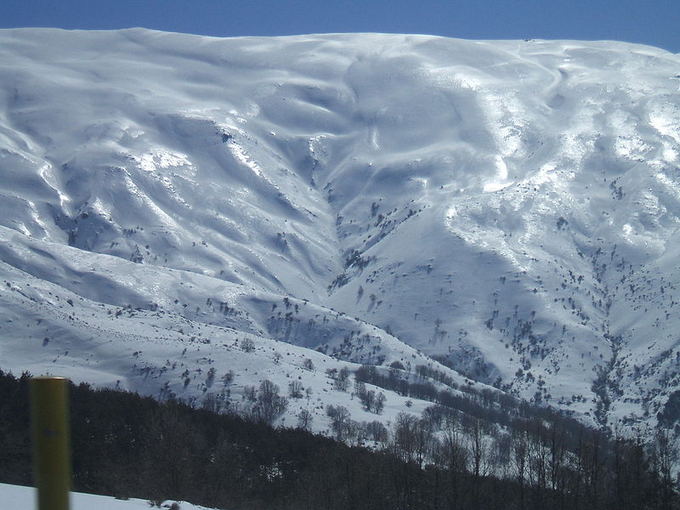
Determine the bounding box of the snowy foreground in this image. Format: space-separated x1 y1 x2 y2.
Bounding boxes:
0 483 219 510
1 28 680 438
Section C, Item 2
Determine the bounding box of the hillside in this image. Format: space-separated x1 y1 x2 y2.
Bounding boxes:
1 28 680 437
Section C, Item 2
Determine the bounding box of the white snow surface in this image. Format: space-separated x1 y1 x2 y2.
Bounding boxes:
1 28 680 435
0 482 218 510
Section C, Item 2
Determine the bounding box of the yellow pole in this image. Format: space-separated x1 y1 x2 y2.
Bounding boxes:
30 377 71 510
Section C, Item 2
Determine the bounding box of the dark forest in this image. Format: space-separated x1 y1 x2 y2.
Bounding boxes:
0 370 677 510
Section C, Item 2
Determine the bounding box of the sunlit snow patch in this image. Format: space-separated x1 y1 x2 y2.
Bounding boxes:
38 163 70 207
135 150 191 172
654 171 680 202
228 142 263 178
483 155 514 192
662 144 678 162
649 103 680 144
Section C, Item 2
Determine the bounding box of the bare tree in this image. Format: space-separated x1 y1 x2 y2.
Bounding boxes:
512 426 529 510
326 405 352 441
466 418 489 479
391 413 433 468
334 366 350 391
296 409 313 431
288 380 304 398
251 379 288 424
374 392 386 414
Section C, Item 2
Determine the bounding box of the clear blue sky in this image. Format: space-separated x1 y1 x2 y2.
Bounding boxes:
1 0 679 53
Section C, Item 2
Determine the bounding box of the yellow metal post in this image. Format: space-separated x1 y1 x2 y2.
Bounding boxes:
30 377 71 510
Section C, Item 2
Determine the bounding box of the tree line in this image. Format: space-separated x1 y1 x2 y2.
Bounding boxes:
0 369 677 510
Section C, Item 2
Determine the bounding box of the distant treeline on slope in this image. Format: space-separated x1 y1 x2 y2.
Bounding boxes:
0 370 677 510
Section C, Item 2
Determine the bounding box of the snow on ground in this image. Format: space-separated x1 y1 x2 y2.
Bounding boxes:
0 483 219 510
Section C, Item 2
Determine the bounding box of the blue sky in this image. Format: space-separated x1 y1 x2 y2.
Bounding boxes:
1 0 679 53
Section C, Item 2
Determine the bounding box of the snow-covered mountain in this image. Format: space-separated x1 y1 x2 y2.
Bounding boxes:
1 28 680 436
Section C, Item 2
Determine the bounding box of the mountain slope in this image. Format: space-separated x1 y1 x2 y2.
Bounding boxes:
1 28 680 435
